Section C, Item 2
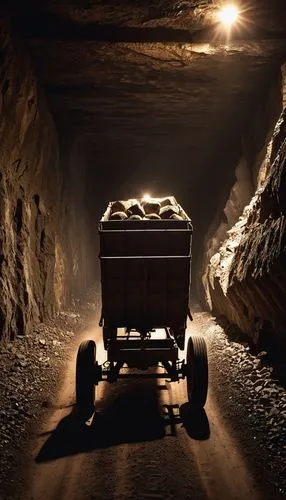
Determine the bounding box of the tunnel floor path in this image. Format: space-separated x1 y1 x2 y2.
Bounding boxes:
21 306 265 500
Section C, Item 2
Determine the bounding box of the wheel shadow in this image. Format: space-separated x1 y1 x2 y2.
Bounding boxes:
36 382 210 463
180 403 210 440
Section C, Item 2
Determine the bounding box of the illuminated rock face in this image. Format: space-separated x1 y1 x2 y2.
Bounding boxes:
0 21 92 340
0 21 58 340
204 110 286 354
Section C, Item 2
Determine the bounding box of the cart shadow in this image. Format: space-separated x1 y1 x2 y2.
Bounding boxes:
36 384 209 463
180 403 210 440
36 381 163 462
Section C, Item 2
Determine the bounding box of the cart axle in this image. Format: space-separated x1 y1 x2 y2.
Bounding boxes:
93 360 185 384
102 370 184 381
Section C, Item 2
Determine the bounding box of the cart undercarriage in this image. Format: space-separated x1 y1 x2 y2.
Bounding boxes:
76 328 208 418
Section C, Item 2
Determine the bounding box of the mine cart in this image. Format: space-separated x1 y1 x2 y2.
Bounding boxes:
76 197 208 416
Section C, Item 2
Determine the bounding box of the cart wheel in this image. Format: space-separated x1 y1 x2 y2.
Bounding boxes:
186 336 208 408
103 327 117 350
76 340 96 415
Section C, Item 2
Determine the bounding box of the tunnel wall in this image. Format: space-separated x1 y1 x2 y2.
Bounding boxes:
0 19 92 341
200 74 282 287
203 99 286 355
54 138 96 309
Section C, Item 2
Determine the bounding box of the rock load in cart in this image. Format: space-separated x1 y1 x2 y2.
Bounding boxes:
76 196 208 417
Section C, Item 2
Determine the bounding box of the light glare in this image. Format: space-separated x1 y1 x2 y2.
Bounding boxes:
217 5 239 27
142 193 151 201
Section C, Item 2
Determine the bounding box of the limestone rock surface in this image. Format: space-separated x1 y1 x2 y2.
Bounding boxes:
0 19 92 340
204 110 286 354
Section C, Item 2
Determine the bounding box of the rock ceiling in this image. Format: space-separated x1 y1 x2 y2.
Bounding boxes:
9 1 286 201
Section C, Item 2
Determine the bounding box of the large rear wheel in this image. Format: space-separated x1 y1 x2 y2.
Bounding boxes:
186 335 208 408
76 340 96 416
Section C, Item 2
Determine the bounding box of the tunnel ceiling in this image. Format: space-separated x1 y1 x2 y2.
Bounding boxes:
9 1 286 199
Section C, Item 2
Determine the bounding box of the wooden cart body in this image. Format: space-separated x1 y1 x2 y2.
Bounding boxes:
99 204 193 336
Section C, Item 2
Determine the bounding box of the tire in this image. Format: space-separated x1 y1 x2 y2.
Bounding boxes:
103 327 117 350
76 340 96 415
186 336 208 408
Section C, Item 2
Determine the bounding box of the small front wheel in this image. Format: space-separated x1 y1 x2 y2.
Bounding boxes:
186 336 208 408
76 340 96 416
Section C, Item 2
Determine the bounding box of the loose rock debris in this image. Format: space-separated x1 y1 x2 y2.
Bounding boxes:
0 306 285 499
201 312 286 497
0 309 87 498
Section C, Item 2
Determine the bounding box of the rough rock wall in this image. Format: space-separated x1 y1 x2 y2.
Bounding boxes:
204 109 286 354
0 19 93 340
200 74 282 289
0 19 60 340
54 138 96 309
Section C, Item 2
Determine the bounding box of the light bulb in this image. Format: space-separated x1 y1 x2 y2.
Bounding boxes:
217 4 239 27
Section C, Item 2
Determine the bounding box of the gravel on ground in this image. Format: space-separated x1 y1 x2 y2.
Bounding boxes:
196 308 286 498
0 298 285 499
0 293 97 499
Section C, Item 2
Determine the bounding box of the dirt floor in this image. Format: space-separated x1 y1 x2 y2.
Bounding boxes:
0 289 285 500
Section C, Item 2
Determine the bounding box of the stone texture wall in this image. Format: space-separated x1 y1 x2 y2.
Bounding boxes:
203 108 286 354
55 138 95 309
0 19 93 340
200 74 282 290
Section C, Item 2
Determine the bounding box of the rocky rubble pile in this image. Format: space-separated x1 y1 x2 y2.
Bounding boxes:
106 196 188 221
0 310 86 496
203 313 286 496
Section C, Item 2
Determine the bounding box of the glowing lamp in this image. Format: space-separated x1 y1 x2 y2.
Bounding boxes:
142 193 151 201
217 4 239 27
